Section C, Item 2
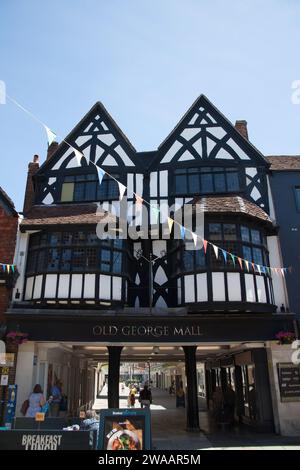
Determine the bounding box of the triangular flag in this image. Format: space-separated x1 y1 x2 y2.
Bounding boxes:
191 232 198 247
203 240 208 254
118 182 127 201
257 265 261 275
222 250 227 263
212 244 219 259
135 194 143 205
180 225 186 240
73 148 83 166
44 125 56 146
245 260 249 272
7 265 10 274
167 217 174 234
237 257 243 270
230 253 236 266
251 262 255 271
97 167 105 185
281 268 285 276
11 265 15 273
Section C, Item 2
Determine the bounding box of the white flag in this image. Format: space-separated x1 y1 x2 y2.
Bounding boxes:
44 125 56 146
118 182 127 200
73 148 83 166
213 244 219 259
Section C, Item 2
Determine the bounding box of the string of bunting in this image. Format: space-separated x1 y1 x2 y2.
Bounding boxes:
5 95 292 277
0 263 15 273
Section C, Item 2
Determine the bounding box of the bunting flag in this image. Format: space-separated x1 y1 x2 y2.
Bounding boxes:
212 244 219 259
192 232 198 247
44 125 56 146
222 250 227 263
167 217 174 234
257 265 261 275
72 147 84 166
118 182 127 201
97 167 105 186
135 194 144 205
180 225 186 240
237 257 243 270
251 262 255 271
230 253 236 266
244 260 249 272
281 268 285 277
0 263 15 273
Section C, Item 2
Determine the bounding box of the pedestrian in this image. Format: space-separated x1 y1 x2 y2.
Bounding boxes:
25 384 46 417
50 380 62 417
139 384 152 409
176 381 185 408
128 391 136 408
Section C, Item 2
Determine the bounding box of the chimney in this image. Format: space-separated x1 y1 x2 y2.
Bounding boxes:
235 120 248 140
23 155 40 215
47 141 59 161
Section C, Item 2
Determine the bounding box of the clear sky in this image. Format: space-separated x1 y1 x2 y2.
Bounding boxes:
1 0 300 210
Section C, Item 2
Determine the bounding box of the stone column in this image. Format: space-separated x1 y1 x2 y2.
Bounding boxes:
183 346 200 432
107 346 123 409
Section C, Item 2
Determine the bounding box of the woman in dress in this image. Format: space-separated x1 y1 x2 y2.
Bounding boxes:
25 384 46 417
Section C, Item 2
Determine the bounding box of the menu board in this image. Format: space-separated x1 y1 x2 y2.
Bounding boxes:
277 363 300 402
98 409 151 450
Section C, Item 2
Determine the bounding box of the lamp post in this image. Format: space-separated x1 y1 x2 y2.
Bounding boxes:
147 361 151 386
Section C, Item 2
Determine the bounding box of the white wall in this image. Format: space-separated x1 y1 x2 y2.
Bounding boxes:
267 236 289 310
267 343 300 436
15 342 36 416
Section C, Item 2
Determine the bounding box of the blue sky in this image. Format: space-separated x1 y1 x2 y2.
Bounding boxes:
1 0 300 210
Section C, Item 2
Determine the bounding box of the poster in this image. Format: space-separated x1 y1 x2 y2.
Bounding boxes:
98 409 151 450
4 385 17 428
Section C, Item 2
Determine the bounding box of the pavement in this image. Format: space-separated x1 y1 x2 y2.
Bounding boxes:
93 385 300 450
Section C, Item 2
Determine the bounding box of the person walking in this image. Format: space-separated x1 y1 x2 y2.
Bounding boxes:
49 380 62 417
139 384 152 409
25 384 46 417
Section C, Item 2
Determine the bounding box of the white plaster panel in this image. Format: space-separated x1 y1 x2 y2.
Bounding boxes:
196 273 208 302
159 170 168 197
99 275 111 300
184 275 195 302
44 274 57 298
58 274 70 298
227 273 241 301
25 276 34 300
84 274 96 298
212 272 225 301
33 275 43 299
245 274 255 302
256 275 267 303
70 274 83 299
113 276 122 300
150 172 158 197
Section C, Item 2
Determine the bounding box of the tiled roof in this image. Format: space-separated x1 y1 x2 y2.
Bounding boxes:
192 195 273 223
21 203 116 228
266 156 300 171
0 186 17 214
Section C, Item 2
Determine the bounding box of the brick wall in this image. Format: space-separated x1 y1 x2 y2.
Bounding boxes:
0 206 18 323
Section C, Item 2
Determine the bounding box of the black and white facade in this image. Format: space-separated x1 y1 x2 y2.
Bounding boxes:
7 95 298 434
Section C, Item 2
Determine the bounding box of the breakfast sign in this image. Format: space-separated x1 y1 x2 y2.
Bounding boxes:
98 409 151 450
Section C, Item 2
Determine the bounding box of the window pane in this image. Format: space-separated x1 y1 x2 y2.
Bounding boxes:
253 247 263 265
27 251 37 273
175 174 187 194
201 173 213 193
49 232 61 246
62 232 73 245
73 232 86 244
47 248 60 271
74 182 85 201
113 238 124 249
209 223 222 240
36 250 46 271
86 248 97 269
61 182 74 202
242 245 252 262
214 173 226 192
224 224 237 241
241 226 250 242
295 188 300 211
87 232 98 245
61 249 72 271
226 172 239 191
112 252 122 273
100 249 111 272
84 181 96 201
251 229 261 244
195 249 205 268
183 250 194 271
189 174 199 193
72 249 85 271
